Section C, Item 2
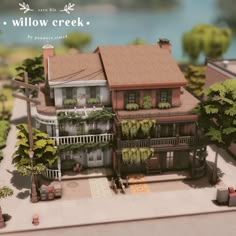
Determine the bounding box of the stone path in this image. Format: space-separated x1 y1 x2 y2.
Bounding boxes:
89 177 113 198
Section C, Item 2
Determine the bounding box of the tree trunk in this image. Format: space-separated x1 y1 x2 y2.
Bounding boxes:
211 147 219 184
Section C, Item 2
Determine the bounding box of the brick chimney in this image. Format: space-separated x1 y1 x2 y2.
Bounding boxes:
158 38 171 53
42 44 54 79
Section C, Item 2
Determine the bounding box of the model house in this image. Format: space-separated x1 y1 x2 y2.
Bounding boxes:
206 59 236 157
36 40 207 180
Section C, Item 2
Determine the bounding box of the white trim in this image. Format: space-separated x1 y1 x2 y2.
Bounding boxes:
207 63 235 79
35 112 57 125
49 80 108 88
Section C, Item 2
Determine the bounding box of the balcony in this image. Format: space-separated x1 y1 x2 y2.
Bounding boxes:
117 136 205 149
52 133 114 145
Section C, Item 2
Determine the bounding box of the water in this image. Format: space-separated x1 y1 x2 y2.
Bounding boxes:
0 0 236 61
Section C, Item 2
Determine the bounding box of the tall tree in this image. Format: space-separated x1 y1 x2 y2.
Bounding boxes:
180 64 205 98
182 24 232 63
196 79 236 184
63 32 91 51
15 55 44 85
12 124 58 176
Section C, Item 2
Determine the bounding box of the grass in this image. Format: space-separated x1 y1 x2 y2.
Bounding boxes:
0 87 14 113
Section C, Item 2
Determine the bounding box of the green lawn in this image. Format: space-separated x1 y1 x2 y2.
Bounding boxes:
0 87 14 113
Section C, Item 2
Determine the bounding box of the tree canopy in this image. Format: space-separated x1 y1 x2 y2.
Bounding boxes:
217 0 236 30
0 186 13 199
63 32 92 51
12 124 58 176
197 79 236 147
182 24 232 63
15 55 44 85
128 38 147 45
196 79 236 183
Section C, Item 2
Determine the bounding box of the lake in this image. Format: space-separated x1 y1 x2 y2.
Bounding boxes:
0 0 236 62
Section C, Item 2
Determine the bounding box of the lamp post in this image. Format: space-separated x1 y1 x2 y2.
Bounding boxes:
12 72 39 203
29 149 38 203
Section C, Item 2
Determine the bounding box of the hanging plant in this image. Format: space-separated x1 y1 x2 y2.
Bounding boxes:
140 119 156 136
122 148 155 165
129 120 140 138
143 95 152 109
121 120 129 137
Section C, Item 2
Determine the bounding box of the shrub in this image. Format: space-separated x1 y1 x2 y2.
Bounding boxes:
88 129 103 135
126 103 139 111
63 98 77 106
143 95 152 109
157 102 171 109
87 98 99 105
0 120 10 149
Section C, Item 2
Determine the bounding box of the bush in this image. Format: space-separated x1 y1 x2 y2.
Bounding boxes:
63 98 77 106
0 120 10 149
87 98 99 105
88 129 103 134
143 95 152 109
126 103 139 111
157 102 171 109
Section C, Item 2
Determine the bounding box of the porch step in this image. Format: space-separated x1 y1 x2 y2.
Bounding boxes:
127 171 190 185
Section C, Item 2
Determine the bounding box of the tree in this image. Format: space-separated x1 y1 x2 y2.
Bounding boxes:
0 186 13 228
63 32 91 51
180 64 205 98
217 0 236 30
129 38 147 45
12 124 58 176
182 24 232 63
15 55 44 86
196 79 236 184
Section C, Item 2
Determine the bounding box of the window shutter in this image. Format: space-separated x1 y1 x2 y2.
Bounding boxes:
124 91 128 108
156 90 160 106
168 89 172 104
62 88 66 99
72 87 77 99
96 87 100 98
135 91 140 105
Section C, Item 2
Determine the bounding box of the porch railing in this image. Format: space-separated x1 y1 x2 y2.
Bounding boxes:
42 168 61 181
52 133 114 145
118 136 201 149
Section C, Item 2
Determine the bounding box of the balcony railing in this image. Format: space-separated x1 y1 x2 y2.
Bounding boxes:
118 136 203 149
52 133 114 145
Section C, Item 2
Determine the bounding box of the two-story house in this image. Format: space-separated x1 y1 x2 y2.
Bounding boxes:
36 41 207 180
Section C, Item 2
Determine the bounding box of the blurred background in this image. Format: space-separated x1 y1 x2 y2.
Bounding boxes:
0 0 236 79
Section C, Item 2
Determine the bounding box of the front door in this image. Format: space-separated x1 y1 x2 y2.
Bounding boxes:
87 150 104 167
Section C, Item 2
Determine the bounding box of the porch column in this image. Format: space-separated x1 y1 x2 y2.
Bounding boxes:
191 149 196 178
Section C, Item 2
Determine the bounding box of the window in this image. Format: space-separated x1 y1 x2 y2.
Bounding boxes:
62 88 77 99
160 90 168 103
157 89 172 105
90 87 96 98
128 92 136 104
